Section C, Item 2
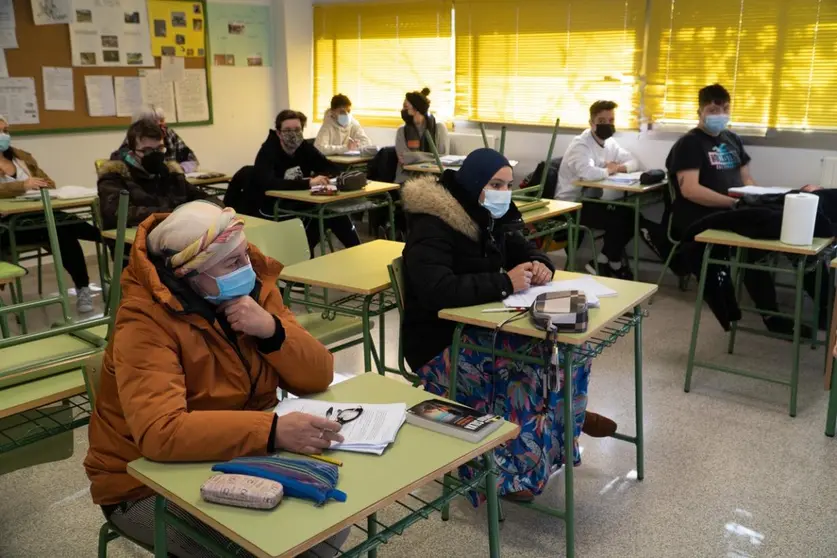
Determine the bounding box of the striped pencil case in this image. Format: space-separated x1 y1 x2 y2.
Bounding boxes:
211 455 346 506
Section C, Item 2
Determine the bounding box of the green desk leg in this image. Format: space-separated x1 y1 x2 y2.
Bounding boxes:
631 195 640 280
789 257 805 417
367 513 378 558
441 323 465 522
562 344 575 558
633 305 645 480
154 495 168 558
378 292 386 375
386 192 396 241
685 244 712 392
827 357 837 437
317 205 328 257
727 247 745 355
566 213 577 272
362 296 374 373
7 216 27 334
484 453 501 558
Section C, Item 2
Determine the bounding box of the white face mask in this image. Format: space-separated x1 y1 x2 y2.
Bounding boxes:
481 189 512 218
337 113 351 127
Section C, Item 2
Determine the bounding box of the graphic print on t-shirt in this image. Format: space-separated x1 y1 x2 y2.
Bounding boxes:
284 166 304 180
707 143 740 171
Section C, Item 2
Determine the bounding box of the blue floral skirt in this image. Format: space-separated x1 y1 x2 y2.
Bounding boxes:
416 326 591 499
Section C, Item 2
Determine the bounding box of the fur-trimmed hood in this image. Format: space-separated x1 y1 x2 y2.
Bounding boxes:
401 175 480 241
97 159 183 179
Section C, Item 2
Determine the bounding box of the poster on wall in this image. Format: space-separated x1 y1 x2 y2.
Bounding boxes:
207 3 270 67
31 0 72 25
148 0 205 58
69 0 154 67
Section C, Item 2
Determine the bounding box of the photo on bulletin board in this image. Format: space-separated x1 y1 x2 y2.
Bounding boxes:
148 0 205 57
207 2 270 67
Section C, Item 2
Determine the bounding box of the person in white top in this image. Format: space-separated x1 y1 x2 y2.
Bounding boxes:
556 100 660 279
314 94 372 156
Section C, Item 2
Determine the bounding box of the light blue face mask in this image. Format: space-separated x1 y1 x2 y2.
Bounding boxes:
704 114 730 135
481 189 512 219
203 263 256 304
337 113 351 127
0 132 11 152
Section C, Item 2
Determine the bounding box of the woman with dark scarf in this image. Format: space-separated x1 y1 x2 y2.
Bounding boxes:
394 87 449 184
401 148 615 502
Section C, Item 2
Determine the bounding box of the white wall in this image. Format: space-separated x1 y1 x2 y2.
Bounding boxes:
14 0 277 188
281 0 834 188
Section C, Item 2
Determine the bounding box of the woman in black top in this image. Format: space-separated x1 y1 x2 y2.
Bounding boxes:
401 148 613 502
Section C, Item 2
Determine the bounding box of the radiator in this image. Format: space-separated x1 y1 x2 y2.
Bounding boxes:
448 132 496 155
821 156 837 188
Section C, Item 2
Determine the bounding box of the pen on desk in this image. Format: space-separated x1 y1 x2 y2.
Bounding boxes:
306 453 343 467
482 307 527 313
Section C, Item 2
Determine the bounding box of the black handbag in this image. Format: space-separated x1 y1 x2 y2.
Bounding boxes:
337 170 368 192
640 169 666 185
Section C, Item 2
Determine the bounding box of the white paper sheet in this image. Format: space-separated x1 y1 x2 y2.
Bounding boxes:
0 28 16 49
174 69 208 122
31 0 72 25
114 76 142 117
70 0 152 67
0 50 7 79
728 185 792 196
0 78 39 124
160 55 185 82
139 69 176 122
0 0 14 28
503 277 618 309
84 75 116 116
17 185 97 199
42 67 74 111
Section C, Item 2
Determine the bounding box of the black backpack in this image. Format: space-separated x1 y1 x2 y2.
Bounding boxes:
223 165 258 216
367 146 398 183
520 157 562 199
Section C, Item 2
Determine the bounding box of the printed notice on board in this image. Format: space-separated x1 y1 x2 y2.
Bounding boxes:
84 75 116 116
0 78 39 124
0 0 17 49
42 67 75 111
174 69 208 122
138 69 177 122
114 76 143 117
31 0 72 25
70 0 153 67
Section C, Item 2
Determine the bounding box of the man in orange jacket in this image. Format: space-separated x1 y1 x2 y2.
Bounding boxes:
85 201 346 556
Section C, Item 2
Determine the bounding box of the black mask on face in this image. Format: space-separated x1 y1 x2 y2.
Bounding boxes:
401 109 412 124
595 124 615 141
141 151 167 175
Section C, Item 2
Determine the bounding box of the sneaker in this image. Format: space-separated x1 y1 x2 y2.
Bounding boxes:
763 316 813 340
76 286 94 313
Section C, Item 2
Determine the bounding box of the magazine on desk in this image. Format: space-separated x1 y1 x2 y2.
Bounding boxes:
406 399 502 442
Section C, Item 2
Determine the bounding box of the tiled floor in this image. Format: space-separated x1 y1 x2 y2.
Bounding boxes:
2 253 837 557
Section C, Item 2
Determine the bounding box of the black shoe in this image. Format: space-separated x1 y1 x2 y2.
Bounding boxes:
763 316 814 339
611 264 634 281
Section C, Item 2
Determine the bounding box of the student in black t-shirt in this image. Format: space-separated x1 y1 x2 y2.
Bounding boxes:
252 109 361 253
666 84 807 336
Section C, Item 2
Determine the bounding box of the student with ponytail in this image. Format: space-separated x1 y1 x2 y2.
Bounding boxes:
394 87 449 183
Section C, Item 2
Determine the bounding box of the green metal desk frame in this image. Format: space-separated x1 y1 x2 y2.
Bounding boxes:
272 194 396 258
686 243 833 417
578 188 664 280
442 307 646 558
523 212 578 272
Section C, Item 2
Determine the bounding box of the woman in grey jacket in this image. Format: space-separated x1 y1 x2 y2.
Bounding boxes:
394 87 449 183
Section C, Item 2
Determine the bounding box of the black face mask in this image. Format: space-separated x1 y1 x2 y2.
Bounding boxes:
401 109 412 124
595 124 615 141
141 151 167 175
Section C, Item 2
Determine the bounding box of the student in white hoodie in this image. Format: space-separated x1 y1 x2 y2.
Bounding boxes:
556 100 659 279
314 94 372 155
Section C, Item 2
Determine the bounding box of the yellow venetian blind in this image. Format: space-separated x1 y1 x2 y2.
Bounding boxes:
313 1 453 127
454 0 645 127
647 0 837 132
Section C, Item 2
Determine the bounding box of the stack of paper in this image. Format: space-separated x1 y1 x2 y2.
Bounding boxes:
440 155 467 166
274 399 407 455
17 186 97 200
728 185 792 197
609 172 643 185
503 276 617 309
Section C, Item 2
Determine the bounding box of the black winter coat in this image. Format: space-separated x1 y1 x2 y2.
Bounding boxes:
401 172 555 370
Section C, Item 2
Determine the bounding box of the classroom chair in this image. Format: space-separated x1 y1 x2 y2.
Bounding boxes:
515 117 561 199
0 261 26 338
651 179 690 301
386 257 419 386
244 219 367 349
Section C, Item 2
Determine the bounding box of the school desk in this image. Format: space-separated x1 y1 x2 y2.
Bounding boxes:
186 171 232 196
437 270 656 558
402 159 519 174
822 257 837 436
573 179 666 279
326 154 375 173
127 373 519 558
517 199 582 270
685 229 834 417
265 182 399 257
279 240 405 373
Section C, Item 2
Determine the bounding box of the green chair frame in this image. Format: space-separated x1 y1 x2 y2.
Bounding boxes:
386 257 419 386
651 180 690 300
478 123 508 155
515 117 560 199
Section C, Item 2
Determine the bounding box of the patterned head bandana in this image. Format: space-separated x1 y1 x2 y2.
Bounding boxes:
146 201 246 277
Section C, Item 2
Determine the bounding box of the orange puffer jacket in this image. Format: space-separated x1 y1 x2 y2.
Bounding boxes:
84 213 333 505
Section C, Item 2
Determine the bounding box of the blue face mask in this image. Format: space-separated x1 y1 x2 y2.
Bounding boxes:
203 263 256 304
337 113 351 127
704 114 730 135
481 189 512 219
0 132 11 152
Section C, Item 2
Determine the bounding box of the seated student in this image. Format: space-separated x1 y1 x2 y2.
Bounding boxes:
111 106 199 173
667 83 818 335
253 109 360 252
394 87 449 184
402 148 616 503
556 100 662 279
314 94 372 155
0 115 100 313
98 119 215 230
84 201 348 557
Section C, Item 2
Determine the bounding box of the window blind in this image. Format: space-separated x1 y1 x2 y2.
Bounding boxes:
647 0 837 132
454 0 645 127
313 1 453 127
